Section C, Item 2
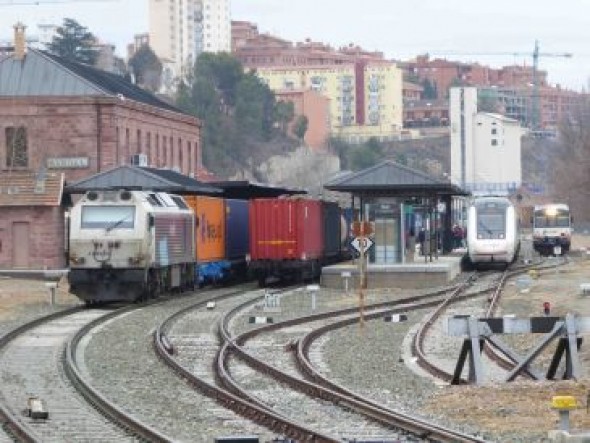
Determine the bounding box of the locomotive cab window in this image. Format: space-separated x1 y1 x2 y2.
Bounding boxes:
171 196 188 209
81 206 136 230
147 193 163 207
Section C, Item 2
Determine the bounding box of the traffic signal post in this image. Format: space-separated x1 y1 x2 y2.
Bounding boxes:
351 221 374 329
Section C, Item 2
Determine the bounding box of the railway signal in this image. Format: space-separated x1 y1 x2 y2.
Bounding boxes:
350 236 374 254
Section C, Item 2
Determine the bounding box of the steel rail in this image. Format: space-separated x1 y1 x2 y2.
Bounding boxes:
218 285 488 442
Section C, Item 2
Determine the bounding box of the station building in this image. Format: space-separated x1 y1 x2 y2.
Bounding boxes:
0 24 203 270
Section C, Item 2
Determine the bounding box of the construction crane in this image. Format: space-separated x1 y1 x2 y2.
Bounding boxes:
429 41 573 130
529 40 572 130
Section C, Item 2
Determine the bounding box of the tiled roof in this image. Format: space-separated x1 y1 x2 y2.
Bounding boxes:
0 171 64 206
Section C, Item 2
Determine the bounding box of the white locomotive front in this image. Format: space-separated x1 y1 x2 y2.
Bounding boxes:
467 196 520 267
68 190 195 303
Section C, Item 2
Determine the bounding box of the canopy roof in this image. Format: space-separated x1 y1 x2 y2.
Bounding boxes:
324 160 468 197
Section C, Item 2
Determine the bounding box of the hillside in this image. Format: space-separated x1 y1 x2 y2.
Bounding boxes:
221 133 560 199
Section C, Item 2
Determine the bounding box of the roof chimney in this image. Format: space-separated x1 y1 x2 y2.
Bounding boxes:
13 22 27 61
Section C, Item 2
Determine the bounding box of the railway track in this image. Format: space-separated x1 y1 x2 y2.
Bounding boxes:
1 258 567 441
411 258 570 383
155 278 494 441
0 305 166 442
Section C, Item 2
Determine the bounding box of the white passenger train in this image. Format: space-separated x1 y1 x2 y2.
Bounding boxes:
466 196 520 267
532 203 572 256
67 190 196 304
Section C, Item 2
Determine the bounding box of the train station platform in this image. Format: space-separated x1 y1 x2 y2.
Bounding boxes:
321 254 463 290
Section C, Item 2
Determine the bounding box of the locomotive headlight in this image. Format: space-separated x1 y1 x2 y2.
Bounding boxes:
477 234 483 239
128 254 145 265
499 234 504 239
69 255 86 265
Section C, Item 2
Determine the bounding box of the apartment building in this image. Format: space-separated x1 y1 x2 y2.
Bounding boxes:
149 0 231 82
257 61 403 143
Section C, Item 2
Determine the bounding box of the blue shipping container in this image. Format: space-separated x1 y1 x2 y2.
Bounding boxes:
225 199 249 260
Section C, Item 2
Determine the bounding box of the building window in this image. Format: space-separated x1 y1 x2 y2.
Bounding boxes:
126 128 130 162
137 129 142 153
5 126 28 168
187 141 192 173
178 138 183 172
491 139 498 146
155 134 160 167
163 137 167 165
491 128 497 135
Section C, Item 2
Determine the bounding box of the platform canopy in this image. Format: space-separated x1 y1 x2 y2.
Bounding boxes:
208 180 306 199
65 165 222 195
323 160 468 197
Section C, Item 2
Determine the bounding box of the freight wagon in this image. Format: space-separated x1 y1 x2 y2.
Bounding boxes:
248 197 342 286
184 196 251 285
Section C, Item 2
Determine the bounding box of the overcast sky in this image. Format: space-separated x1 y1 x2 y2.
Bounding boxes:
0 0 588 91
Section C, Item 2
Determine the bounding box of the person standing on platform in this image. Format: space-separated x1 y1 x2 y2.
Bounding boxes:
406 227 416 262
417 227 426 256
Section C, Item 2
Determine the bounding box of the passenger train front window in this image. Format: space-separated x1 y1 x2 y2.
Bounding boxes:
534 211 570 228
81 206 135 230
476 203 507 239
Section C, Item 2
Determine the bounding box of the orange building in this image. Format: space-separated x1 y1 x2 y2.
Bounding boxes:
274 89 330 149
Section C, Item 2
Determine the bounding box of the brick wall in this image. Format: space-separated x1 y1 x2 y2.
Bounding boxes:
0 96 201 182
0 206 65 269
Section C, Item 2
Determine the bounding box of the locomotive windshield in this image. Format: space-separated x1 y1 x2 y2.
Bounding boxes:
534 208 570 228
475 201 507 239
81 206 135 230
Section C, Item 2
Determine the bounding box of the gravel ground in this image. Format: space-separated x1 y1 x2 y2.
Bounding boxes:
2 235 590 442
312 237 590 443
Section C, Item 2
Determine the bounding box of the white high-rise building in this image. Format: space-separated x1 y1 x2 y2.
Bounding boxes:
450 87 524 195
149 0 231 84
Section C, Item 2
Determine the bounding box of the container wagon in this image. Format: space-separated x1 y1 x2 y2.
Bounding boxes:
249 198 323 286
322 201 343 264
224 198 250 282
185 195 227 285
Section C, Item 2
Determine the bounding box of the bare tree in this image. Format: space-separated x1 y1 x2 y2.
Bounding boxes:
552 98 590 221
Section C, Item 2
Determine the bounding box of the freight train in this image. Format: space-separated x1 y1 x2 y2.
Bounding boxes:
466 196 521 268
67 190 349 303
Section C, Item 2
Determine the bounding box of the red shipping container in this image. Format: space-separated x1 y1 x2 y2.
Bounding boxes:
249 198 323 261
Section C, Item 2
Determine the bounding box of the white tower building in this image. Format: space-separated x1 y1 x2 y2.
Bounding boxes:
450 87 523 195
149 0 231 84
